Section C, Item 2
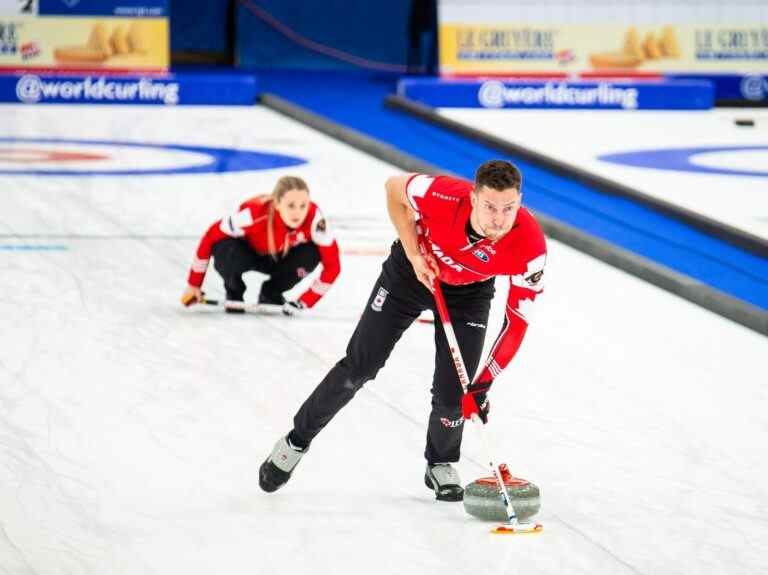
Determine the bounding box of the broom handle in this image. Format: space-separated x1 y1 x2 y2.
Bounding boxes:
419 236 520 524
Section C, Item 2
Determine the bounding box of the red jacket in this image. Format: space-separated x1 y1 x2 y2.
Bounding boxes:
406 174 547 384
187 196 340 308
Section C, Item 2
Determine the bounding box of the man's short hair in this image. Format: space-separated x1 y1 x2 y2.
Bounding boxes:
474 160 522 192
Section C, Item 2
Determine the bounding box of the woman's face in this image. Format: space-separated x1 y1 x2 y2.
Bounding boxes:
276 188 310 228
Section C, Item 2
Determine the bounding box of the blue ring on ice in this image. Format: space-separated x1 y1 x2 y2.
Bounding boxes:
598 145 768 178
0 137 306 176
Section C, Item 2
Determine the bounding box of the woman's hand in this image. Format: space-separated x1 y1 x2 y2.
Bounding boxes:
181 285 203 306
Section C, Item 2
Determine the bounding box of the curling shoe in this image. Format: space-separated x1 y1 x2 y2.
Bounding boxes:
259 435 306 493
424 463 464 501
223 288 245 314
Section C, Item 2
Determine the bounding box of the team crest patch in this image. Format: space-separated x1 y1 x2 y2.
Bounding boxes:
473 249 489 263
316 218 326 232
371 286 389 312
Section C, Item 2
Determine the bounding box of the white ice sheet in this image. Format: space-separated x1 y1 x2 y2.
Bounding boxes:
0 104 766 575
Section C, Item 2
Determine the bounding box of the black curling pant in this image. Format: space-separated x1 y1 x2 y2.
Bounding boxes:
211 239 320 302
293 240 493 464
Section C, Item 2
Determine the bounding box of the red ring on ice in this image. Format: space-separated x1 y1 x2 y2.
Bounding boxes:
0 148 109 163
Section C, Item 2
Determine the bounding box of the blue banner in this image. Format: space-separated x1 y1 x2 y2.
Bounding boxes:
398 78 714 110
38 0 167 17
667 73 768 102
0 72 258 105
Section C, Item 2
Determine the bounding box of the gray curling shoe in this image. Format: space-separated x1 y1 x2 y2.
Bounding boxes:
259 435 306 493
424 463 464 501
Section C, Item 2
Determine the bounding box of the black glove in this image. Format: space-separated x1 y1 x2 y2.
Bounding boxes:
282 300 306 316
461 380 491 424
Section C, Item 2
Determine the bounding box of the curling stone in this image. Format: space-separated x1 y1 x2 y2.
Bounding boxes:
463 464 540 522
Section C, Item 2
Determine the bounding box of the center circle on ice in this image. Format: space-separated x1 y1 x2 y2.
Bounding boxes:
0 137 307 176
597 145 768 178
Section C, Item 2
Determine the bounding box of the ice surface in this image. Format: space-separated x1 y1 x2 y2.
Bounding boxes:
0 104 766 575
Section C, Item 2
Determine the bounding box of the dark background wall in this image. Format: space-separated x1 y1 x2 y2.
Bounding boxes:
170 0 234 64
170 0 436 73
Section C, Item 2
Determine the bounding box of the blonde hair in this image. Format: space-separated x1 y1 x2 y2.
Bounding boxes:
265 175 309 259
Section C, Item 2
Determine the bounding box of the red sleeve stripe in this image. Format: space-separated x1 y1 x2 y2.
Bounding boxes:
310 279 332 295
191 258 209 273
487 359 502 378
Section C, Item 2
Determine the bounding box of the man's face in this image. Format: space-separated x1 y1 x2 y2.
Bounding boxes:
470 185 521 240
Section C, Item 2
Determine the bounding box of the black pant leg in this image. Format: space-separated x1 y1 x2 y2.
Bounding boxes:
211 239 273 300
261 243 321 302
292 253 431 445
424 282 494 464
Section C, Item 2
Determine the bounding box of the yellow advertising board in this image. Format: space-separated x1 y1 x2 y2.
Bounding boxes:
0 17 168 71
439 24 768 75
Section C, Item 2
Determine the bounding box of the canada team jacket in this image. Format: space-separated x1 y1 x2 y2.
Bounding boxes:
406 174 547 384
187 197 340 308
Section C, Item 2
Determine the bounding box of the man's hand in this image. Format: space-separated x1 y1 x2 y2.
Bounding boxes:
282 300 306 316
461 381 492 424
181 285 203 306
409 251 439 292
385 174 439 292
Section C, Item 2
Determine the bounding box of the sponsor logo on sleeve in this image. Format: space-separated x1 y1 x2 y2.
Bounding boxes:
509 254 546 292
311 211 334 246
432 191 460 202
525 270 543 287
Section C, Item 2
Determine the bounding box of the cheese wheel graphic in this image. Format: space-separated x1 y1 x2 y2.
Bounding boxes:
54 46 110 63
623 27 645 60
87 23 113 57
111 26 130 55
127 21 149 54
642 31 662 59
661 26 680 58
589 51 643 69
